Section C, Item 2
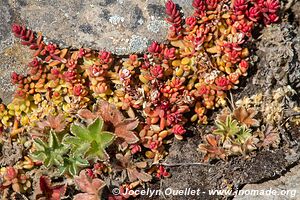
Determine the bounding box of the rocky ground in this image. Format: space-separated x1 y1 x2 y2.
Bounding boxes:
0 0 300 200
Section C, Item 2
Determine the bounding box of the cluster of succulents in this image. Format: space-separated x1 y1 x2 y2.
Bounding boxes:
0 0 282 199
199 83 300 162
198 104 284 161
0 166 31 195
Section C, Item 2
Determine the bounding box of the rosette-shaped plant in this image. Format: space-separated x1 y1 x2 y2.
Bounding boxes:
30 131 89 176
59 154 90 176
63 118 115 161
213 116 240 143
30 131 68 168
199 106 261 161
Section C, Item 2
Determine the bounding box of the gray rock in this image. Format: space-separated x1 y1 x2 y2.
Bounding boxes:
0 0 32 103
12 0 193 54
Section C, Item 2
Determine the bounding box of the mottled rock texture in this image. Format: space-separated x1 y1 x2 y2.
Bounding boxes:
9 0 193 54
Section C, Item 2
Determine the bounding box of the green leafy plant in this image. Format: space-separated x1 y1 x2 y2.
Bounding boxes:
30 131 89 176
63 117 115 161
30 118 116 176
213 116 240 143
235 126 252 144
59 154 90 176
78 100 139 144
30 131 68 168
199 106 261 161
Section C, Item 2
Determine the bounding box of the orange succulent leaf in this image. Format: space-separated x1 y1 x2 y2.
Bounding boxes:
233 107 259 127
48 60 61 67
60 48 68 58
36 114 66 132
206 134 218 147
74 170 106 200
198 134 226 162
114 119 139 144
94 100 139 144
94 100 125 126
171 40 193 49
77 109 97 122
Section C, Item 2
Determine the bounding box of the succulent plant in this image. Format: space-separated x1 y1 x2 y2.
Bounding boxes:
255 125 280 149
73 170 106 200
92 100 140 144
233 107 260 127
235 126 252 144
35 176 67 200
36 114 66 133
63 118 115 161
0 166 31 193
59 155 89 177
115 151 152 182
198 134 226 162
199 105 263 161
213 116 240 143
156 165 171 179
30 131 68 168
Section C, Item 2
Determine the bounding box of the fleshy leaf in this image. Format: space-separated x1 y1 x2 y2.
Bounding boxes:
64 117 115 161
114 119 139 144
30 131 68 168
77 109 97 122
70 123 90 140
198 134 226 162
33 138 47 151
93 100 125 126
36 176 67 200
127 168 152 182
236 126 252 144
74 170 105 200
49 130 60 149
88 118 103 138
59 156 89 176
213 116 239 142
94 100 139 144
36 114 66 132
115 152 152 182
233 107 260 127
216 107 231 123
